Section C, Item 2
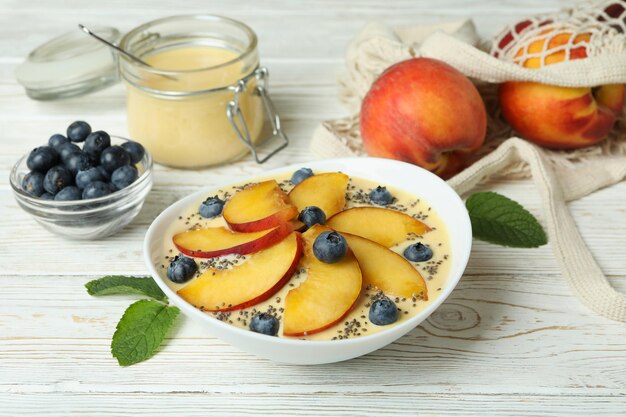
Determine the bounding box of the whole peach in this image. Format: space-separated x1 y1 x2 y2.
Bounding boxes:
499 28 625 148
360 58 487 178
500 82 625 149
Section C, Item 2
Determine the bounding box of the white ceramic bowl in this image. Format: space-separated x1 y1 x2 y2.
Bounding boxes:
144 158 472 364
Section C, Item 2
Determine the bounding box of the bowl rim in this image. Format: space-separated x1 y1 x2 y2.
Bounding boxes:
10 135 153 212
143 157 472 347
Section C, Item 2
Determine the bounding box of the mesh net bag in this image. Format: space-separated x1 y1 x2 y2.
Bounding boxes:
310 0 626 322
492 1 626 64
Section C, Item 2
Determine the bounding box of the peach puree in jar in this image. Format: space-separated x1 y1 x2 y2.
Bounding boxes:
126 46 263 168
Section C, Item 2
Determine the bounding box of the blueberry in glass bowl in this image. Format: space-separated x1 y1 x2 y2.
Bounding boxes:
10 135 153 240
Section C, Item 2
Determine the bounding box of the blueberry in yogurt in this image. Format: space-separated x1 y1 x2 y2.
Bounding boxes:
249 313 280 336
369 186 393 206
199 196 225 218
313 231 347 264
167 256 198 284
369 296 399 326
403 242 433 262
290 167 313 185
298 206 326 229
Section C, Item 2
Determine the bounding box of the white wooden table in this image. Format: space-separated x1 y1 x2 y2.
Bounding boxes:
2 1 625 415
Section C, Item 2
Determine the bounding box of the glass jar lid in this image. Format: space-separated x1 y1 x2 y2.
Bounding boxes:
15 26 120 100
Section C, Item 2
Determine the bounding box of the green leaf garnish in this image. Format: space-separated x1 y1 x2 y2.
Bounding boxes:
466 191 547 248
85 275 167 302
111 299 180 366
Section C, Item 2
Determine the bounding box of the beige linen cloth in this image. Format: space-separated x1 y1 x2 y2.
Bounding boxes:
310 20 626 322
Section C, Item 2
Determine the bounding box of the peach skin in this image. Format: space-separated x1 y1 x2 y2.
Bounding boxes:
513 29 590 68
500 82 625 149
500 27 625 149
223 180 299 233
360 58 487 179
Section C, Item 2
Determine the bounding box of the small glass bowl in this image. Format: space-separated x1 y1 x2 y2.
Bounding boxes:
9 136 153 240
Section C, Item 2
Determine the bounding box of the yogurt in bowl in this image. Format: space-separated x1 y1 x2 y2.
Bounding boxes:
144 158 472 364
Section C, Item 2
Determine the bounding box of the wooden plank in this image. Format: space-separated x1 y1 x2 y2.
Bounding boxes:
1 392 624 417
1 274 625 397
0 394 624 417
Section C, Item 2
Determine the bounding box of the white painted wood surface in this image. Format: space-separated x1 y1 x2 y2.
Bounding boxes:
1 1 625 415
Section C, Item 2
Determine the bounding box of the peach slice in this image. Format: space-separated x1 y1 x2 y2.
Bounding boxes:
173 221 301 258
223 180 299 232
283 225 362 336
288 172 349 218
327 207 431 247
343 233 428 300
177 232 303 312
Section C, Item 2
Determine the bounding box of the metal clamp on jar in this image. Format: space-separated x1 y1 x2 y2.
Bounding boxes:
16 15 288 168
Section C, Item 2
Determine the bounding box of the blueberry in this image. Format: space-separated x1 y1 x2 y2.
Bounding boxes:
27 146 59 173
121 141 145 164
290 167 313 185
110 165 138 190
298 206 326 229
57 142 81 163
81 181 112 200
64 151 93 175
369 296 399 326
369 186 393 206
43 165 73 194
166 255 198 284
199 196 225 218
75 167 105 189
40 192 55 200
48 134 69 149
249 313 279 336
100 145 131 173
22 171 45 197
96 165 111 181
54 186 81 201
83 131 111 158
313 231 347 263
66 121 91 142
403 242 433 262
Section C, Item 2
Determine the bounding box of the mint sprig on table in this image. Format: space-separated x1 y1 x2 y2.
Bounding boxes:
111 299 180 366
466 191 547 248
85 276 180 366
87 192 546 367
86 275 168 302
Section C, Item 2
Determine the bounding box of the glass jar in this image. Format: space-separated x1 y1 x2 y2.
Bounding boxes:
118 15 287 168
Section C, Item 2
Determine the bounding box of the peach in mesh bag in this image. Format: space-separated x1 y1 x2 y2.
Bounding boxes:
310 0 626 322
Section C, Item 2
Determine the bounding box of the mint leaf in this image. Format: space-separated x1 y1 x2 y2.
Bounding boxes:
111 299 180 366
466 192 547 248
85 276 167 302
